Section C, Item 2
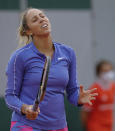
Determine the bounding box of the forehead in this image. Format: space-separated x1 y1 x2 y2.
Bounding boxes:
26 9 43 19
101 63 113 71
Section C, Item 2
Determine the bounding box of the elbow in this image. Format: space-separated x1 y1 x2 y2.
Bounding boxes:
5 95 13 109
5 94 17 111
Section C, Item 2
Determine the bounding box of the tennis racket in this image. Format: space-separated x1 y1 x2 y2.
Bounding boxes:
33 56 51 111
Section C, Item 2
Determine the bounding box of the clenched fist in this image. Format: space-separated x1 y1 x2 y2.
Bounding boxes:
21 104 40 120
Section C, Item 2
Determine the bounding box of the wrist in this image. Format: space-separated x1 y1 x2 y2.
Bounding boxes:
78 98 82 105
21 104 28 115
78 98 83 106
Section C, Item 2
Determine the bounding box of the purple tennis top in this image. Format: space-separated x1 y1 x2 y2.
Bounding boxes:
5 42 80 130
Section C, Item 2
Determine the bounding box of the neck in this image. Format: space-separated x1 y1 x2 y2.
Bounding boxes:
33 34 53 53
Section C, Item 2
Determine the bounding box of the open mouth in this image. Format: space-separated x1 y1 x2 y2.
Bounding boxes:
41 24 48 28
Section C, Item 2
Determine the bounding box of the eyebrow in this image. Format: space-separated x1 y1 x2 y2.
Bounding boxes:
39 12 44 15
31 12 44 20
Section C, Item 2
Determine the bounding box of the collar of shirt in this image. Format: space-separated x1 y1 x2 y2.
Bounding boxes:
31 42 58 64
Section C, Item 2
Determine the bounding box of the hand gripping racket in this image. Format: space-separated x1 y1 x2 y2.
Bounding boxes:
33 56 51 111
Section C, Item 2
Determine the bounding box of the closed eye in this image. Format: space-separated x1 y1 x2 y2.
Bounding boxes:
32 16 39 22
40 15 45 18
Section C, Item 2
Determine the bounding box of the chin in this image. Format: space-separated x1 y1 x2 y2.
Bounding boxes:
39 30 51 37
38 32 51 37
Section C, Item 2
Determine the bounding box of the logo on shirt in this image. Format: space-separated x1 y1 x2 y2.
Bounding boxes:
58 57 65 61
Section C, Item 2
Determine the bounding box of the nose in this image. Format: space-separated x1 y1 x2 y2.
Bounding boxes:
39 19 44 23
39 17 46 24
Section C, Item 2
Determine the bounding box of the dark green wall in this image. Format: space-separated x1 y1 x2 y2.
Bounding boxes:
0 0 20 10
28 0 91 9
0 97 84 130
0 97 12 130
64 97 84 131
0 0 91 10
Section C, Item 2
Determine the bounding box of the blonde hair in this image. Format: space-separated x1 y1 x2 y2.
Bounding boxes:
17 8 33 47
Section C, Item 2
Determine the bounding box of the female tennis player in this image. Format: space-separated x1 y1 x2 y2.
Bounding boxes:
5 8 98 131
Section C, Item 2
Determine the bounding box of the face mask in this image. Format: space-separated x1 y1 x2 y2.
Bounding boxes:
100 71 115 82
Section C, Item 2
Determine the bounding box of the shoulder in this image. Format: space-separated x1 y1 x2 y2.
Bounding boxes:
6 44 31 71
9 43 32 62
54 42 76 57
55 42 74 52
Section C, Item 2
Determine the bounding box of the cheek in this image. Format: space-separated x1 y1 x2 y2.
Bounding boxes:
48 19 51 27
30 24 41 34
48 23 51 30
29 21 51 35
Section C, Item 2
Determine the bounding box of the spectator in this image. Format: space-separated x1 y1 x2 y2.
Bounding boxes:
81 60 115 131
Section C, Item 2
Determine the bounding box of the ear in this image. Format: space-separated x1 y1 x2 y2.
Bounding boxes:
26 29 32 36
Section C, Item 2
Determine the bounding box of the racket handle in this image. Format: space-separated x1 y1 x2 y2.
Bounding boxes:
33 100 39 111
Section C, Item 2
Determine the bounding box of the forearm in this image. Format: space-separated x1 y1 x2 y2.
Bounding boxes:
66 86 80 106
5 94 24 114
66 48 80 106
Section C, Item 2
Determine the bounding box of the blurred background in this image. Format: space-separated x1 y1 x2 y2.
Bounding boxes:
0 0 115 130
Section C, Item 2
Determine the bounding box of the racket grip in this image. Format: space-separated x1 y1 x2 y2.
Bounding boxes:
33 100 39 111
